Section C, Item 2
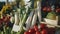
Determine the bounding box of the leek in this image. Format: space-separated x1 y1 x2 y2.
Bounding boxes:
31 10 37 28
37 1 41 23
25 11 34 30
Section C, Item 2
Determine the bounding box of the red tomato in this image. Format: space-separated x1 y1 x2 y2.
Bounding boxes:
28 29 35 34
24 31 30 34
47 7 51 12
56 8 60 12
43 7 47 11
35 31 40 34
40 23 46 29
33 25 38 31
41 29 48 34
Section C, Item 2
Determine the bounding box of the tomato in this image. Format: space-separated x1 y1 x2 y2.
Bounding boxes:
28 29 35 34
47 7 51 12
24 31 30 34
40 23 46 29
35 31 40 34
43 7 47 11
33 25 38 31
56 8 60 12
41 29 48 34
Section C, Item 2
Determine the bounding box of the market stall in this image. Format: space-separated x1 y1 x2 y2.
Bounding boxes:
0 0 60 34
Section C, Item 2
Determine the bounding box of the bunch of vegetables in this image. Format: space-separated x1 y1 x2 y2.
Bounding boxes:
12 4 34 34
17 1 40 33
0 0 35 34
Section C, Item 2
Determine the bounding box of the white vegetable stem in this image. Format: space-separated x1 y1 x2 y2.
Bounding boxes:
37 1 41 23
10 13 15 23
15 12 19 25
31 9 37 28
10 16 14 23
25 11 34 30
